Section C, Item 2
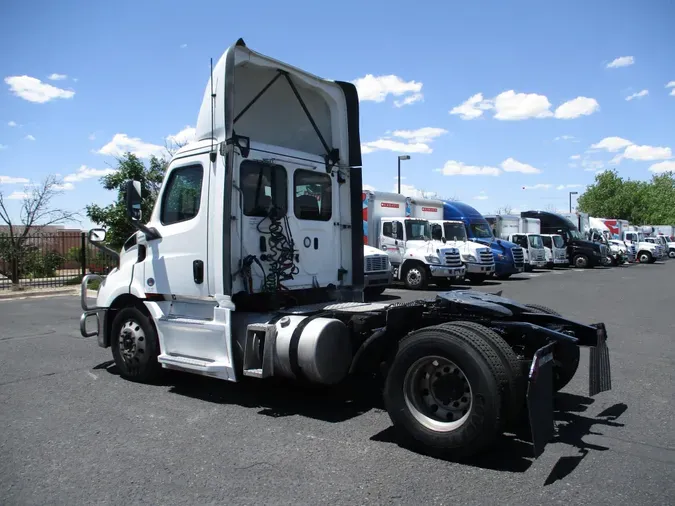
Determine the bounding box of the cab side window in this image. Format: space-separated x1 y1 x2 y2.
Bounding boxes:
294 169 332 221
383 222 393 237
241 161 288 217
160 164 204 225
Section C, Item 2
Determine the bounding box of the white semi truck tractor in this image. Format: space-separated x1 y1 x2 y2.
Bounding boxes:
79 38 612 459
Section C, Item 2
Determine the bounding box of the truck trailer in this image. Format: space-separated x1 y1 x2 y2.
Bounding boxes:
79 38 612 459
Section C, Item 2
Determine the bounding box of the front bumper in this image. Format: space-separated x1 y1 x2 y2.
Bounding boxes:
364 270 392 288
529 260 547 268
465 262 496 274
553 257 568 264
429 265 466 279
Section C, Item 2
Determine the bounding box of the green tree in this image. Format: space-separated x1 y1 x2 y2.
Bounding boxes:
86 153 168 250
577 169 675 224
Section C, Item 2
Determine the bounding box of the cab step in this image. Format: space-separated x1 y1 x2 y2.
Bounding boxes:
242 323 277 379
158 353 231 377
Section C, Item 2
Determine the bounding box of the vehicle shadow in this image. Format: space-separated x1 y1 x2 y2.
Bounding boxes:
370 392 627 482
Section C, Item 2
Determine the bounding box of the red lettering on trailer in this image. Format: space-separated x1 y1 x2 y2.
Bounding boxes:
381 202 400 208
422 207 438 212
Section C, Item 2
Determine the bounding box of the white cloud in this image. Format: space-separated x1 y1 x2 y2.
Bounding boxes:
4 75 75 103
582 159 605 172
180 43 188 49
436 160 501 176
649 161 675 173
500 157 542 174
361 127 447 155
362 183 376 191
449 92 493 120
555 135 579 142
556 184 583 190
64 165 117 182
54 182 75 191
166 125 196 145
522 184 552 190
352 74 423 106
570 154 581 160
7 191 30 200
396 183 440 199
493 90 553 120
608 153 624 165
48 73 67 81
24 134 35 141
667 81 675 96
623 144 672 161
606 56 634 69
591 136 633 152
473 194 489 200
390 127 448 144
394 93 423 108
8 121 17 127
0 144 7 150
554 97 600 119
97 133 164 159
0 175 30 184
625 89 649 101
88 133 96 141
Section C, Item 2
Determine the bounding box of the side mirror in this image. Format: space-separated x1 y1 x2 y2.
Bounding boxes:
125 180 142 221
88 228 106 243
441 237 447 244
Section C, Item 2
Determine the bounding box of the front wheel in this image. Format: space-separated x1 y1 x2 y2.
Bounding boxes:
383 325 507 458
495 273 511 280
638 251 653 264
110 306 162 383
572 254 589 269
403 264 429 290
669 249 675 259
364 286 386 298
465 273 487 285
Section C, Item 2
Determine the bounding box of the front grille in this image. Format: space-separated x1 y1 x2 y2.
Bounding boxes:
533 250 545 261
511 247 524 264
442 249 462 267
365 255 388 272
478 249 494 264
600 244 608 256
555 250 566 259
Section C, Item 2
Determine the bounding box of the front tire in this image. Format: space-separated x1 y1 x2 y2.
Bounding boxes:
495 273 512 280
465 273 487 285
638 251 653 264
364 286 386 298
572 254 589 269
110 306 162 383
383 324 507 458
669 249 675 259
403 263 429 290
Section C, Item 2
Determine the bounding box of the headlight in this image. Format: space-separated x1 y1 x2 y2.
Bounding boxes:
462 254 477 262
425 255 441 264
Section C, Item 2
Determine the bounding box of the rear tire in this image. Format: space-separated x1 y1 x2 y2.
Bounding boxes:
495 273 512 280
466 273 487 285
525 304 580 392
383 324 507 458
364 286 386 297
110 306 162 383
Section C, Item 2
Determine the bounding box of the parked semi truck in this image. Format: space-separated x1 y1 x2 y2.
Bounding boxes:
520 211 605 268
362 191 465 290
622 229 661 263
402 197 495 284
484 215 546 270
78 38 611 459
442 201 525 279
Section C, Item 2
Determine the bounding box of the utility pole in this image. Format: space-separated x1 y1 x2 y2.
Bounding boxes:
397 155 410 194
569 191 579 212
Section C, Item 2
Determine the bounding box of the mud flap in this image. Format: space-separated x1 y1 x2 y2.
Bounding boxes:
589 322 612 397
526 342 555 458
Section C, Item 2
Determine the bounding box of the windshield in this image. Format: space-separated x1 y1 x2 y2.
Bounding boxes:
541 236 552 248
638 232 645 241
470 221 494 239
529 235 543 248
405 219 431 241
443 222 467 241
513 235 528 248
553 235 565 248
568 229 583 240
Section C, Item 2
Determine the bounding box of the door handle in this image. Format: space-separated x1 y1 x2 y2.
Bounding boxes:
314 237 319 250
193 260 204 284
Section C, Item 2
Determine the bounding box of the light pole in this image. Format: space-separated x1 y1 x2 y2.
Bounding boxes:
397 155 410 194
569 191 578 213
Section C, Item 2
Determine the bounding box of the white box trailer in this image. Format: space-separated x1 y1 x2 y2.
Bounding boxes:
362 191 465 289
486 215 546 270
77 37 612 461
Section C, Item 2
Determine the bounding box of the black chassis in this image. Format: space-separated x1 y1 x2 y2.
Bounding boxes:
294 289 612 457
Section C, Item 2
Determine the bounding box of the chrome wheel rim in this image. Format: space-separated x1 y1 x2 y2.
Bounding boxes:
403 355 472 432
407 268 422 287
119 320 146 362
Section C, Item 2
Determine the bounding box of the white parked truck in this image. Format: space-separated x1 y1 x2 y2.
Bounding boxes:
402 197 495 284
363 244 392 297
78 38 612 460
485 215 547 270
361 191 465 290
622 229 660 263
540 234 567 268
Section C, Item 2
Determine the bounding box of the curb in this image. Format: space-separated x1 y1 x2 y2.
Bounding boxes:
0 287 80 301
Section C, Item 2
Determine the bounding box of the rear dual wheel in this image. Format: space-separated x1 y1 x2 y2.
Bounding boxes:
383 321 523 458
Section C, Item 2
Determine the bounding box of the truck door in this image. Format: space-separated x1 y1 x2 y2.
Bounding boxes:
380 220 404 265
144 156 210 297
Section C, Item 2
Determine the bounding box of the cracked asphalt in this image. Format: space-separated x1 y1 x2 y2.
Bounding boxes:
1 261 674 505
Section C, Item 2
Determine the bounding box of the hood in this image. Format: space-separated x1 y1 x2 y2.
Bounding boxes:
363 245 386 256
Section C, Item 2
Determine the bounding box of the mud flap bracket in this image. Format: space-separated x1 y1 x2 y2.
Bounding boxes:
526 342 555 458
589 322 612 396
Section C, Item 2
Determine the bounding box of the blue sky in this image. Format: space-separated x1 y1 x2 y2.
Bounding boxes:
1 0 674 229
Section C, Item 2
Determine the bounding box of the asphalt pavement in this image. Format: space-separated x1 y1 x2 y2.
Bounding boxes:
1 262 674 505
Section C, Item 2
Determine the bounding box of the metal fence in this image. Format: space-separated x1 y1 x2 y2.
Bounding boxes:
0 231 118 290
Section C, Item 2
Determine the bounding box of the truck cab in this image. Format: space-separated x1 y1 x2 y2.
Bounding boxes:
485 215 546 271
644 237 667 260
363 244 392 297
541 234 568 268
521 210 604 268
442 201 524 279
362 191 465 290
623 230 659 263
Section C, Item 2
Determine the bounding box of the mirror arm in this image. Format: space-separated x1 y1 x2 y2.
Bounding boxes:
130 220 162 241
89 241 121 262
